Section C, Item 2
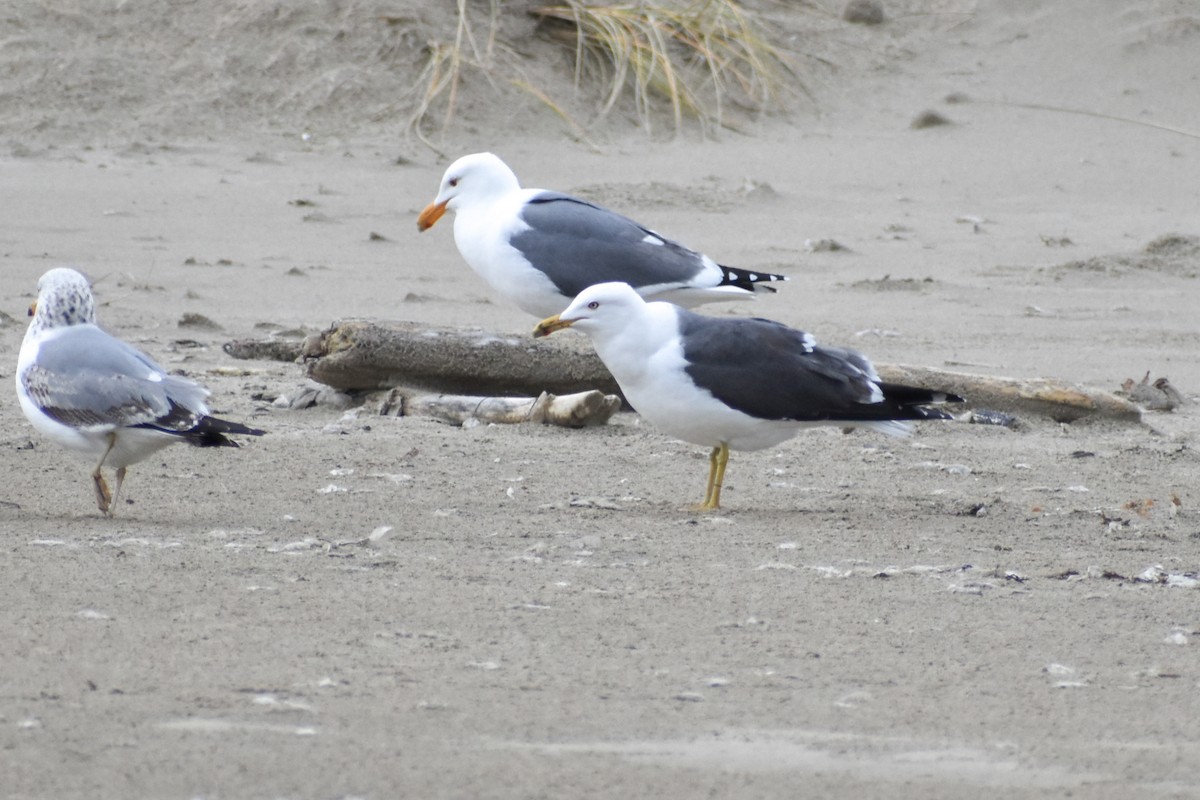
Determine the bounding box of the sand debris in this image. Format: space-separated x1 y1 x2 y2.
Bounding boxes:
1117 372 1186 411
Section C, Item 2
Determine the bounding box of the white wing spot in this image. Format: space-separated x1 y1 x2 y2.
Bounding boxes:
642 234 665 247
748 273 759 281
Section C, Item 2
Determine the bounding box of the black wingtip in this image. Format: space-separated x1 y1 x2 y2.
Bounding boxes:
187 416 267 447
872 384 965 423
718 264 788 293
881 384 965 408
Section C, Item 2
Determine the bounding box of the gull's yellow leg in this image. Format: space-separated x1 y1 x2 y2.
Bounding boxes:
708 444 730 510
699 446 721 508
91 433 117 515
696 444 730 511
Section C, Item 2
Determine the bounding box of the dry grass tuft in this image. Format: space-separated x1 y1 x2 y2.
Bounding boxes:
406 0 595 149
405 0 501 149
532 0 797 134
405 0 797 146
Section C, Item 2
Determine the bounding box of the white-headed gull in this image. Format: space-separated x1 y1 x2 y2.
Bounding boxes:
534 282 962 510
418 152 787 317
16 268 265 515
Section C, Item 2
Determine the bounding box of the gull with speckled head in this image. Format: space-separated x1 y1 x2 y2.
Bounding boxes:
16 268 265 515
417 152 787 318
534 282 963 510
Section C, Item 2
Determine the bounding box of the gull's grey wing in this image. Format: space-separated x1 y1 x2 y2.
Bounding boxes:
676 312 942 423
509 192 712 298
22 325 210 431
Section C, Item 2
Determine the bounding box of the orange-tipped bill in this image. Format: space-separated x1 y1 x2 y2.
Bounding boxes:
533 314 574 339
416 200 448 231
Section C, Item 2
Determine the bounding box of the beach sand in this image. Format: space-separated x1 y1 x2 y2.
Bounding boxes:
2 2 1199 797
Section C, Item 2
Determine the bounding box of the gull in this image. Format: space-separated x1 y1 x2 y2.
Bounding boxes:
534 282 963 510
16 268 265 515
417 152 786 317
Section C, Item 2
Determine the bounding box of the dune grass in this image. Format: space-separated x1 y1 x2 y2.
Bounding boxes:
406 0 598 149
532 0 796 134
406 0 796 144
406 0 498 147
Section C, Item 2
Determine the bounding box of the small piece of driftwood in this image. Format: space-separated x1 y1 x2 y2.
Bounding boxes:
376 388 620 428
231 319 1144 424
1116 372 1186 412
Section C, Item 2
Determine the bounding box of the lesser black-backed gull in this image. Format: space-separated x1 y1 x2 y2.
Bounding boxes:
534 282 962 510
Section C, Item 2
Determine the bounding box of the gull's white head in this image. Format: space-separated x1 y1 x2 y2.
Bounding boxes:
28 267 97 333
533 281 647 339
417 152 521 231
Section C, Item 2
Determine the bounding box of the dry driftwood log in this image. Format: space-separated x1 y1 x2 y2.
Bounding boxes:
299 319 620 396
875 364 1143 423
261 319 1143 424
376 389 621 428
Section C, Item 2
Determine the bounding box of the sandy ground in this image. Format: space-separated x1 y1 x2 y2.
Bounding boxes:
2 1 1200 798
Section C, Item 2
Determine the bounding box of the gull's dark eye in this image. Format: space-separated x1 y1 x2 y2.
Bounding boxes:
587 301 599 310
448 177 460 187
